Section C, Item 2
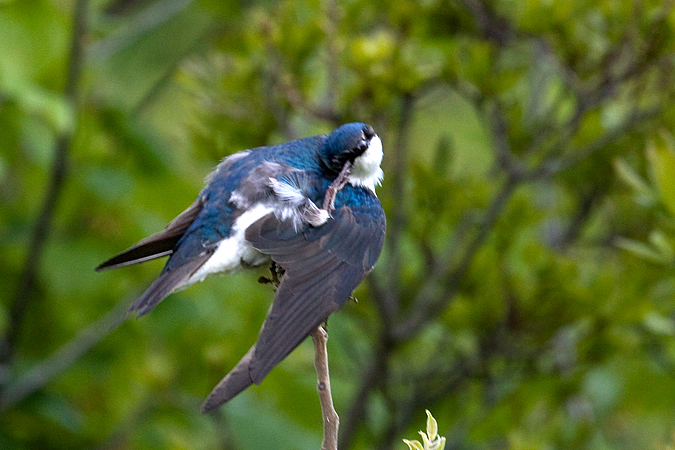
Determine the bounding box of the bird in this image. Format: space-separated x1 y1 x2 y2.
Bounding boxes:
96 122 386 412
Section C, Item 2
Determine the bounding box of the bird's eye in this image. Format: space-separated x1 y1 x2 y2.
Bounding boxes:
362 125 375 140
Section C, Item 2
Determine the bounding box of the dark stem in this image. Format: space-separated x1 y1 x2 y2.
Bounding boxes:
0 0 87 365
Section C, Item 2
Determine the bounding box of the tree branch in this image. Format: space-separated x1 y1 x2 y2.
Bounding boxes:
0 300 129 411
376 92 416 331
311 326 339 450
321 0 339 117
0 0 87 365
526 104 663 181
393 158 519 342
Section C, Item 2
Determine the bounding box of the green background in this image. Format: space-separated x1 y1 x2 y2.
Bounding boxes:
2 0 675 449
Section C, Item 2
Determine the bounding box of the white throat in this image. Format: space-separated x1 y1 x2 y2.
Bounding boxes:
348 135 384 193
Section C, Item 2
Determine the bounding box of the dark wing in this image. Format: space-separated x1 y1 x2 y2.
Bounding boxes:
201 203 385 412
95 197 205 271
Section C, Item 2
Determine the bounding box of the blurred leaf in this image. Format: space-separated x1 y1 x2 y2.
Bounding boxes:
643 312 675 336
615 237 667 264
647 131 675 216
613 157 655 205
649 229 674 262
582 367 622 415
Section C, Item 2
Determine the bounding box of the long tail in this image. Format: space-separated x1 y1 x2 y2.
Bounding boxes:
126 252 212 316
96 198 204 271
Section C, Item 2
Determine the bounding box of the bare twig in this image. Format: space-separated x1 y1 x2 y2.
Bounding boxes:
311 326 339 450
263 171 344 449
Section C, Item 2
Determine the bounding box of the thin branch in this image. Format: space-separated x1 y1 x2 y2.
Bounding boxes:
376 93 416 330
459 0 515 46
132 22 226 117
0 300 129 411
393 175 518 342
263 16 341 126
89 0 194 62
487 100 524 180
0 0 87 365
342 94 419 445
554 184 604 249
271 70 341 124
311 326 339 450
391 101 521 342
526 104 663 181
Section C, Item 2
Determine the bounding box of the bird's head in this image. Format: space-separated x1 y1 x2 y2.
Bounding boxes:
321 122 384 192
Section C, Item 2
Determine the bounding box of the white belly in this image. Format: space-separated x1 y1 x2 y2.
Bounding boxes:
186 203 273 285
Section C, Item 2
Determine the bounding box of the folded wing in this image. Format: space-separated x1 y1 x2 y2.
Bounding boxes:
201 205 385 412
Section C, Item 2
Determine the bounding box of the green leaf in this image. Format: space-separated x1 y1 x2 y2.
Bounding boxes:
425 409 438 441
420 430 432 449
404 411 445 450
403 439 425 450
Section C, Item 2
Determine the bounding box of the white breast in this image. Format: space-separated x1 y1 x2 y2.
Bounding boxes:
186 203 273 285
348 135 384 193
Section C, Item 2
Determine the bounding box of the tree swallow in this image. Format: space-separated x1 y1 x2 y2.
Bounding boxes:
96 123 386 412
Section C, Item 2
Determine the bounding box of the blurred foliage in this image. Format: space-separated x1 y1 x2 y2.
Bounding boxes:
2 0 675 449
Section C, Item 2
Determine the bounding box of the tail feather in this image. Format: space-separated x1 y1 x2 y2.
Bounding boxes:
96 197 204 271
129 252 212 316
95 236 178 271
